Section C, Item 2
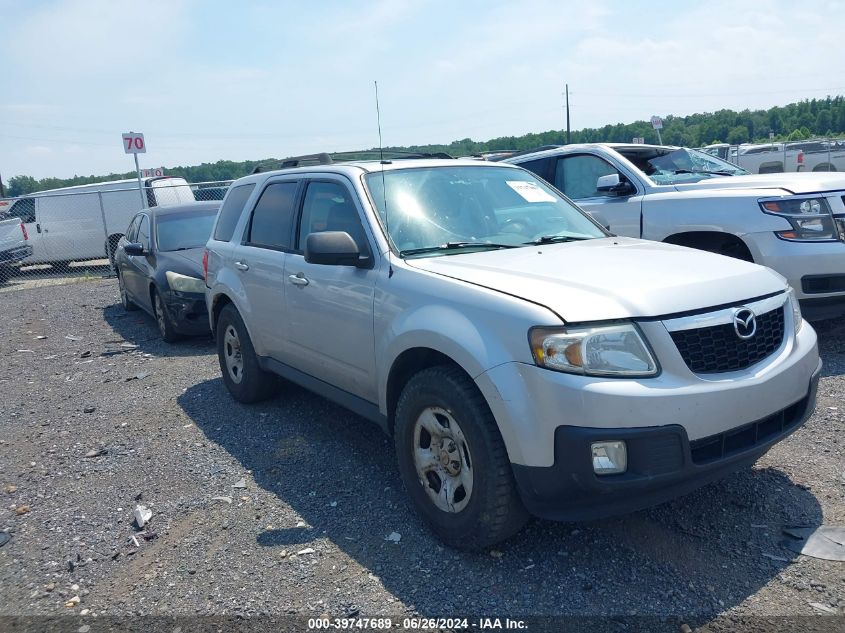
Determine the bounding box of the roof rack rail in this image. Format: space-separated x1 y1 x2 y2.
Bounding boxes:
486 145 562 162
251 150 454 173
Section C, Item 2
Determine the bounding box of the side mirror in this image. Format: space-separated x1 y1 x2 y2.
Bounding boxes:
596 173 635 196
123 242 146 256
305 231 369 267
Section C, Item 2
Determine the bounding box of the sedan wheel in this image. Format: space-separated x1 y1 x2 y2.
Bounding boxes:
223 324 244 384
413 407 474 513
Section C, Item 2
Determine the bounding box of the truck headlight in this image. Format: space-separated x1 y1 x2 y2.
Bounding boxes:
165 271 205 294
760 195 840 241
529 323 658 377
787 288 803 335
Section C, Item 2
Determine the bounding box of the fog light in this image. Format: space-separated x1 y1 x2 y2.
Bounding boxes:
591 441 627 475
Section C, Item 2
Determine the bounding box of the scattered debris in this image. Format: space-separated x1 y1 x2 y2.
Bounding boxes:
680 625 693 633
64 596 80 608
35 335 47 340
329 501 337 507
4 484 16 494
232 478 247 489
80 350 92 358
133 505 152 529
808 602 838 615
140 530 158 541
295 521 307 528
131 535 140 548
385 532 401 543
211 496 232 504
16 349 34 353
83 406 96 414
83 448 107 458
65 335 82 341
297 547 315 555
14 505 30 516
489 550 503 558
125 372 150 382
120 342 138 349
279 549 289 558
782 526 845 561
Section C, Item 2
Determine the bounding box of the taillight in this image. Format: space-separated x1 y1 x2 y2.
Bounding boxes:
202 249 209 282
20 223 28 241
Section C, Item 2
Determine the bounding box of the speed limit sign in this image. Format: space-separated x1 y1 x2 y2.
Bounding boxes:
121 132 146 154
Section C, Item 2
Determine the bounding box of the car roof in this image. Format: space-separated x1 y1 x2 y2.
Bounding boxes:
147 201 221 218
232 158 521 185
505 142 682 162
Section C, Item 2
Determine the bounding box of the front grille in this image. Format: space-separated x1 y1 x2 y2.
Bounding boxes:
670 307 785 373
689 393 809 464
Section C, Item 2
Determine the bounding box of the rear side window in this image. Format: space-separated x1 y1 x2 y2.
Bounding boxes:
214 183 255 242
10 198 36 224
246 182 298 250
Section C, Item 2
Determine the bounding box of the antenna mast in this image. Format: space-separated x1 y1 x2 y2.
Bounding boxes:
374 81 393 277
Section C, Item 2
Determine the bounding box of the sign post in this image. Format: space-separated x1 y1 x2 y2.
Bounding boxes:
122 132 147 209
650 116 663 145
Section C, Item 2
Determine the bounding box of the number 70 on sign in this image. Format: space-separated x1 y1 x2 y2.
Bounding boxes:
122 132 146 154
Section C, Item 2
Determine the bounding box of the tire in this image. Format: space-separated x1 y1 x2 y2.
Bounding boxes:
216 303 276 403
394 365 528 550
153 290 181 344
118 273 138 311
0 266 10 285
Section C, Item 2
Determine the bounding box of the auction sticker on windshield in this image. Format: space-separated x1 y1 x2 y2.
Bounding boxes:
506 180 557 203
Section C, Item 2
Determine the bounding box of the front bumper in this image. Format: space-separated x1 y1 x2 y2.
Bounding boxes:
0 244 33 265
164 290 210 335
744 231 845 319
510 362 819 521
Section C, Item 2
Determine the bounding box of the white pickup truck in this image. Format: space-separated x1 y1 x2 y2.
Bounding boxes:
505 144 845 320
0 213 32 283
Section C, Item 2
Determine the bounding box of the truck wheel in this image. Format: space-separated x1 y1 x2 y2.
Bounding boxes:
118 273 138 311
394 365 528 550
216 303 276 403
153 290 181 344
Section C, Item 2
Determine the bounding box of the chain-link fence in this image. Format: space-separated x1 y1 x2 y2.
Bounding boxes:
699 137 845 173
0 179 232 291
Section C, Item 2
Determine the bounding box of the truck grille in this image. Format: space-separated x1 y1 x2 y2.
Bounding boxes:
670 307 785 373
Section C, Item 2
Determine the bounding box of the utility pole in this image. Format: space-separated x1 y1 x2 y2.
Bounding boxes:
565 84 571 144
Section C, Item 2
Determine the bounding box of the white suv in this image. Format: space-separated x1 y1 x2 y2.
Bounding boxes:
203 155 820 549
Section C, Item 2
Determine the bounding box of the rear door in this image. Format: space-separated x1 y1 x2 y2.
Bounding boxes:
283 178 378 402
551 153 644 237
232 178 300 358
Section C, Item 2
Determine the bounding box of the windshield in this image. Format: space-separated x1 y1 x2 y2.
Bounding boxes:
640 148 748 184
155 210 218 251
364 166 606 257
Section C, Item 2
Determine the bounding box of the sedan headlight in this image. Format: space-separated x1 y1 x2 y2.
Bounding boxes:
165 271 205 294
787 288 803 336
529 323 658 377
760 195 840 242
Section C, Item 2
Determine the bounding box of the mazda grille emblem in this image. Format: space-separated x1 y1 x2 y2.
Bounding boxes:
733 308 757 340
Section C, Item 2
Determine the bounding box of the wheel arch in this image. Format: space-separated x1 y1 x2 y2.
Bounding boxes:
663 230 754 262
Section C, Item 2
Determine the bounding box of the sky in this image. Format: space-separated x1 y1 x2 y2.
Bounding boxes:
1 0 844 180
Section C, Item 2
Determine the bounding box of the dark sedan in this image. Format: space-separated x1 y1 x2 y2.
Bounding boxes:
114 201 220 342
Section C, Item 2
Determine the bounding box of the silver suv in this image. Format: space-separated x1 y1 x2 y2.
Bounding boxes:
204 155 821 549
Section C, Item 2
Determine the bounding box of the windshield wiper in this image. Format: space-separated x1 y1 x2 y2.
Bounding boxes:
400 241 518 256
672 169 736 176
526 235 592 245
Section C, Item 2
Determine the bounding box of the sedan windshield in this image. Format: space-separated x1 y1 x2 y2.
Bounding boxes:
155 211 218 252
640 148 748 184
364 166 606 257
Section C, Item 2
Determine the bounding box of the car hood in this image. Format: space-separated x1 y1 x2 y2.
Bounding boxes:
671 172 845 195
405 237 785 322
157 248 204 276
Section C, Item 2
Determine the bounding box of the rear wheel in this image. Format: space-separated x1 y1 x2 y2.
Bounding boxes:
394 365 528 550
216 303 276 403
153 290 181 344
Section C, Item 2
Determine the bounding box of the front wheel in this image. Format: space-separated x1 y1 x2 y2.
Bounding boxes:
154 290 181 344
118 273 138 311
394 365 528 550
216 303 276 403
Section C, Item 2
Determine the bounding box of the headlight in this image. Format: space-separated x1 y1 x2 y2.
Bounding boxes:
787 288 803 336
165 271 205 293
760 195 840 241
529 323 658 377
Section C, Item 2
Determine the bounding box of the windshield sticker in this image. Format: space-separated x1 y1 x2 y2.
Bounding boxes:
506 181 557 203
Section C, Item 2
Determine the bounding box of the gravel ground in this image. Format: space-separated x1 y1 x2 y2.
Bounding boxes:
0 279 843 630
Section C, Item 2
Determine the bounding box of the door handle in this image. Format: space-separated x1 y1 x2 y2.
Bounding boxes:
288 273 309 287
36 223 41 234
234 261 249 271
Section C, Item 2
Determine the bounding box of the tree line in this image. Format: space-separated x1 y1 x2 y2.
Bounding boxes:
6 95 845 197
